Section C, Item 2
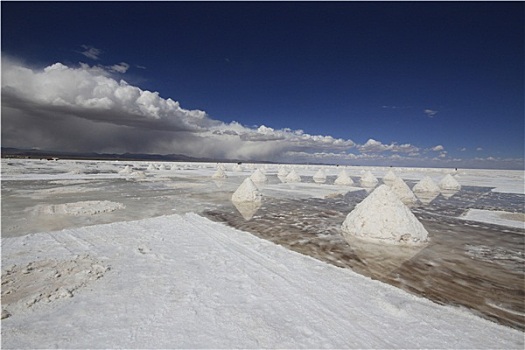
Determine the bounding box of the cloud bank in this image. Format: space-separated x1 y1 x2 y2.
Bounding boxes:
2 57 521 169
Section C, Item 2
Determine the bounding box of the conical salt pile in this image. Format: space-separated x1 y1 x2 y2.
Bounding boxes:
278 167 288 177
212 167 227 179
170 164 179 171
158 164 167 171
334 169 354 185
413 176 440 194
232 163 243 172
285 169 301 183
147 163 157 171
382 170 397 186
389 177 418 205
313 169 326 183
250 169 268 183
119 165 133 175
341 185 428 245
232 177 262 203
439 174 461 190
360 171 378 187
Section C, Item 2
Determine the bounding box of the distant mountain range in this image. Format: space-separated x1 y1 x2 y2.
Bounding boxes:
1 147 246 164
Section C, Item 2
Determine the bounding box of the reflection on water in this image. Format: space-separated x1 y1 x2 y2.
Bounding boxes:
232 200 262 221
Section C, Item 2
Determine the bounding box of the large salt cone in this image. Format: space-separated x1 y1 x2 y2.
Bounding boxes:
360 170 378 188
389 177 418 206
250 169 268 183
285 169 301 183
334 169 354 185
212 167 227 179
232 177 262 203
382 170 397 186
313 169 327 184
341 185 428 246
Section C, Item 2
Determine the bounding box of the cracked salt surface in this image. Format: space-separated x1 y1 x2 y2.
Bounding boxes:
1 159 524 347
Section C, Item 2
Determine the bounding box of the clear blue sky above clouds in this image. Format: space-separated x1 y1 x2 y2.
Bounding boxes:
2 1 523 169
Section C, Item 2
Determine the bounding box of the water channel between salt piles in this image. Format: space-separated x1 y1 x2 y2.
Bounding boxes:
2 159 524 330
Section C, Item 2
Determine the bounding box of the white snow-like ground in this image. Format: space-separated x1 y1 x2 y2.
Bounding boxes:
2 159 524 348
2 213 523 349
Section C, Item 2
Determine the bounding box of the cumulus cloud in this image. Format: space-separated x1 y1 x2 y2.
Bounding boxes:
357 139 419 154
1 58 360 161
424 109 438 118
79 45 102 60
431 145 444 151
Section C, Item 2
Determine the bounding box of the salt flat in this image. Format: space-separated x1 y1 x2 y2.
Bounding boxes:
1 158 524 348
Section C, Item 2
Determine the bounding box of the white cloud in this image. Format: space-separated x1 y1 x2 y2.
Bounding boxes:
476 147 483 151
1 58 358 161
79 45 102 60
109 62 130 74
424 109 438 118
431 145 444 151
357 139 419 154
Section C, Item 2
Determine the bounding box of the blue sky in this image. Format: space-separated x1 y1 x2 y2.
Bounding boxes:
1 1 523 169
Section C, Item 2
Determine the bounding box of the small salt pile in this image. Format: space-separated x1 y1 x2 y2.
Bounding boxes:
147 164 157 171
232 177 262 203
170 164 179 171
277 167 288 178
250 169 268 183
158 164 167 171
341 185 428 245
313 169 327 184
334 169 354 185
232 163 243 172
382 170 397 186
413 176 440 194
389 177 418 205
360 171 378 188
212 167 227 179
439 174 461 190
118 165 133 175
285 169 301 183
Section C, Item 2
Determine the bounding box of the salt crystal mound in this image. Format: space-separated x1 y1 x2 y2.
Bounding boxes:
382 170 397 185
439 174 461 190
147 164 157 171
285 169 302 183
36 201 125 216
278 167 289 177
232 164 243 172
389 177 418 205
232 177 262 203
158 164 167 171
360 171 378 187
118 165 133 175
250 169 268 183
341 185 428 246
334 169 354 185
212 168 227 179
313 169 327 183
413 176 440 194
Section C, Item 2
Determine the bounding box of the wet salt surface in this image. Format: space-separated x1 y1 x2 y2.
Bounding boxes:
2 159 524 331
204 185 525 331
